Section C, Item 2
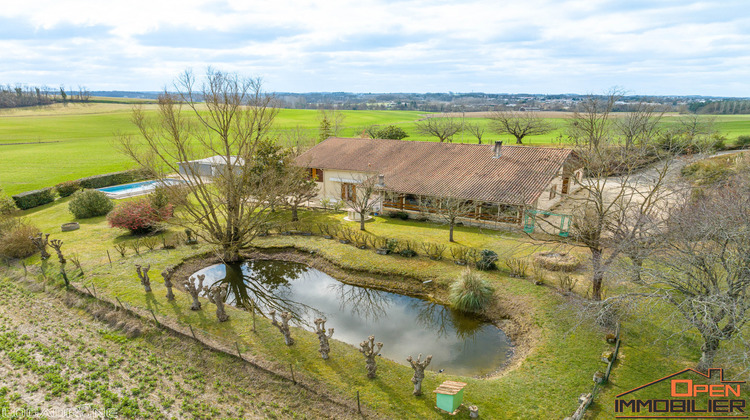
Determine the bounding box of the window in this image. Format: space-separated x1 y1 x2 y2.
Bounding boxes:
549 185 557 200
308 168 323 182
341 183 356 201
562 177 570 194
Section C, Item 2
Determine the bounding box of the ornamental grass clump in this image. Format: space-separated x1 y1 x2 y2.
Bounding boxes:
450 269 495 313
0 221 40 259
107 199 173 235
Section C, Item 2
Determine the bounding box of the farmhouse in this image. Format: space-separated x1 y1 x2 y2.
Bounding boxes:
295 137 582 227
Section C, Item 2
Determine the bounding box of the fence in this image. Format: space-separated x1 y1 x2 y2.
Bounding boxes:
566 323 621 420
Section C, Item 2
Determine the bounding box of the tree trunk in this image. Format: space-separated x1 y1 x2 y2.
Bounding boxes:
697 338 720 372
516 135 524 144
360 213 366 231
449 223 455 242
291 205 299 222
223 247 241 263
591 248 603 301
630 255 644 284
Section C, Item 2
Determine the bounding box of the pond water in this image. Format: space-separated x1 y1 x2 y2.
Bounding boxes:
191 260 512 376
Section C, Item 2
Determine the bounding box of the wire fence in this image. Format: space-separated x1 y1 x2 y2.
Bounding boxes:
566 323 621 420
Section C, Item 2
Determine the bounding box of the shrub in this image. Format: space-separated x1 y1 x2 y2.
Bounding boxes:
556 272 578 293
533 252 581 272
398 240 418 257
0 222 40 259
55 180 81 198
737 135 750 148
77 169 149 189
107 199 173 235
421 242 446 260
504 258 528 277
450 246 470 263
0 191 17 216
387 211 409 220
149 186 171 209
476 249 498 271
12 188 56 210
68 190 114 219
450 269 495 313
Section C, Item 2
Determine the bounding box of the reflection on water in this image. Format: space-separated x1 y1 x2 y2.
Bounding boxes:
191 260 512 376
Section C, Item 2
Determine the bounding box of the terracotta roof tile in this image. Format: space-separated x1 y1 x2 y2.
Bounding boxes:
295 138 575 205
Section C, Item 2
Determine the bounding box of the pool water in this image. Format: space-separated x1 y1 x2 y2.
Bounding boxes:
98 179 184 198
191 260 513 376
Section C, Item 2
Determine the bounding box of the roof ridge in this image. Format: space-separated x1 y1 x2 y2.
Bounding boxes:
328 137 573 151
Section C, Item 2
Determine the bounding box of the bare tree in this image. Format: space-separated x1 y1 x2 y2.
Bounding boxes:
566 148 673 301
317 108 345 142
633 178 750 371
340 175 381 231
568 91 622 149
614 103 665 151
415 117 463 143
490 110 552 144
119 69 285 262
420 196 475 242
464 123 486 144
286 164 318 222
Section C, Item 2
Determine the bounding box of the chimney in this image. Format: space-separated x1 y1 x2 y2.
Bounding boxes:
377 174 385 187
492 141 503 159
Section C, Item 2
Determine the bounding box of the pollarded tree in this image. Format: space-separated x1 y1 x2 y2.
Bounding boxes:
119 69 286 262
490 110 552 144
415 117 463 143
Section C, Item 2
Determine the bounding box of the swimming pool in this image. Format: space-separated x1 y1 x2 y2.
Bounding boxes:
98 179 185 199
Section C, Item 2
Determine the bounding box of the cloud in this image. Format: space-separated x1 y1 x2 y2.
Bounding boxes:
0 0 748 95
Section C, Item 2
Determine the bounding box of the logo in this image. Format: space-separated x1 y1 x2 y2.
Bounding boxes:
614 368 746 419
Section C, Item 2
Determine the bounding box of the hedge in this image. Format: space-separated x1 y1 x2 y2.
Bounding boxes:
55 180 81 197
12 187 56 210
12 169 150 210
78 169 149 189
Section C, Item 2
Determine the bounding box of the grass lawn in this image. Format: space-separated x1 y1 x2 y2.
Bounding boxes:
2 199 742 419
3 103 748 196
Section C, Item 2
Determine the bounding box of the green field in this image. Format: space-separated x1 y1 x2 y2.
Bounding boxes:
2 103 749 196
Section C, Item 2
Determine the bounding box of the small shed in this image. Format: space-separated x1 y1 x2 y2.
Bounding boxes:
434 380 467 414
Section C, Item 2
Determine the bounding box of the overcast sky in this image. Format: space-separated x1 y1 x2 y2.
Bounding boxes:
1 0 749 96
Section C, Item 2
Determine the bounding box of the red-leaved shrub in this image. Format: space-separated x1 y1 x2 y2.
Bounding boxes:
107 199 173 235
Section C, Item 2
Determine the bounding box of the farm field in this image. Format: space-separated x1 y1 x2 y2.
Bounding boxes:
1 103 749 196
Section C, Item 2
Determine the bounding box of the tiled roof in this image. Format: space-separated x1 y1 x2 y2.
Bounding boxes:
295 138 575 205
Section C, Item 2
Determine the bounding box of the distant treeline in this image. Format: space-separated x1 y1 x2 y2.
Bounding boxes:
0 84 91 109
4 84 750 114
688 99 750 114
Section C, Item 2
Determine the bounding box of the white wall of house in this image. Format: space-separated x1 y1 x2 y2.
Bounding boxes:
313 169 376 204
534 168 584 211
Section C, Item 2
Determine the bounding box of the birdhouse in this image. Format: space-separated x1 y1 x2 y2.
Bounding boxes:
434 380 467 414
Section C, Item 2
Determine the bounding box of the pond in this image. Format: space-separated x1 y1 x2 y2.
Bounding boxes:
190 260 512 376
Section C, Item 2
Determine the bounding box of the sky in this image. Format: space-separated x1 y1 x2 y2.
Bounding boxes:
1 0 749 96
